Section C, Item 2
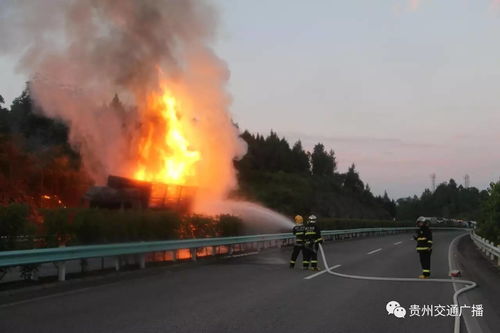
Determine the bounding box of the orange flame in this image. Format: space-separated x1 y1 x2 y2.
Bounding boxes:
133 84 200 185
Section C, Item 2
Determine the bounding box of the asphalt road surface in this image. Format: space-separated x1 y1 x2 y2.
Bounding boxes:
0 230 498 333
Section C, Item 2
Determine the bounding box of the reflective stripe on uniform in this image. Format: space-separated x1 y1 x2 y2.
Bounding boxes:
422 269 430 273
305 232 316 235
428 240 432 244
315 238 323 243
417 237 427 240
290 260 295 264
416 247 431 250
310 260 318 263
295 232 304 235
303 261 309 264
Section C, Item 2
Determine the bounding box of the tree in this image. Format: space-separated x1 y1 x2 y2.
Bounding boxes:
290 141 310 174
479 182 500 244
311 143 335 176
8 85 70 150
0 94 9 134
328 149 337 173
343 164 364 193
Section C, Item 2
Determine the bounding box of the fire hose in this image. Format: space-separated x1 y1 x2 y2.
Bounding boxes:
317 233 477 333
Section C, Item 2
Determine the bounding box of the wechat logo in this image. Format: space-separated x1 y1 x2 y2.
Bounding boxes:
386 301 406 319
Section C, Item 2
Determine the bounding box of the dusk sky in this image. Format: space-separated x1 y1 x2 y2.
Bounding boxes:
1 0 500 198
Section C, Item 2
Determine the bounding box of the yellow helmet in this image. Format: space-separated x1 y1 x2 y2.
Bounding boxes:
294 215 303 224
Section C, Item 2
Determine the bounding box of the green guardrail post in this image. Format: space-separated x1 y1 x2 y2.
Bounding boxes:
191 248 197 262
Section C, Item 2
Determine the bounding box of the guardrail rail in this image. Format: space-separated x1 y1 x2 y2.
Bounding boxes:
471 231 500 266
0 227 467 282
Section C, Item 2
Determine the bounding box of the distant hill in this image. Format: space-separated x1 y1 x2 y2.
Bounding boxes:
234 130 396 219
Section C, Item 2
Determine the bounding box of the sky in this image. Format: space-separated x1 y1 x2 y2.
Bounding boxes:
1 0 500 198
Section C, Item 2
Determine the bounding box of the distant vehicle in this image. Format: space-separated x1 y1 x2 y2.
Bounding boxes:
418 217 434 224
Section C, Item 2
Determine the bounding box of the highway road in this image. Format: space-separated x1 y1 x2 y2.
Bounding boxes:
0 230 498 333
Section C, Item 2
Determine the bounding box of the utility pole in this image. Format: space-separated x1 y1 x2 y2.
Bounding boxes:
430 173 436 192
464 174 470 188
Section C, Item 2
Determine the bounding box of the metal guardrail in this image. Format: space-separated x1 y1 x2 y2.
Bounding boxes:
0 226 466 281
471 231 500 266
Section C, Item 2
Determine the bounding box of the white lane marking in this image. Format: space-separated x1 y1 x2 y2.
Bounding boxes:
0 287 95 308
367 248 382 255
304 264 341 280
393 241 403 245
224 251 259 259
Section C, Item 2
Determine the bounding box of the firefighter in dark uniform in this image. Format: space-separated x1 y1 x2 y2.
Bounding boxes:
290 215 306 268
414 216 433 278
304 215 323 271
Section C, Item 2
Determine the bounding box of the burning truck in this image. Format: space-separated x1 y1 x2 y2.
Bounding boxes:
84 175 196 212
82 89 200 213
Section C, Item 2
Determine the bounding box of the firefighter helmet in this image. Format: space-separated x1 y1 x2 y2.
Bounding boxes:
294 215 303 224
416 216 429 226
308 215 317 223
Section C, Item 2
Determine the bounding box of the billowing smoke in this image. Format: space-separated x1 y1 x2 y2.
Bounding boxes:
0 0 249 213
0 0 297 231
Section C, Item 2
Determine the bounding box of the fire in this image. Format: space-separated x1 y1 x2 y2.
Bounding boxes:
40 194 65 207
133 84 200 185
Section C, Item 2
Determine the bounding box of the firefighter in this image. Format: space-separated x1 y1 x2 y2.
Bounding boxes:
304 215 323 271
414 216 433 278
290 215 306 268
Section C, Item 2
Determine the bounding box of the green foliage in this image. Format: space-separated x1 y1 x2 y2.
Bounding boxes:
343 164 364 194
0 203 35 250
39 208 184 245
42 208 76 246
237 131 312 175
311 143 336 176
478 183 500 244
396 179 487 221
218 215 244 237
70 209 182 244
236 131 394 219
9 86 70 151
0 87 89 208
0 207 246 250
239 171 314 216
291 141 310 175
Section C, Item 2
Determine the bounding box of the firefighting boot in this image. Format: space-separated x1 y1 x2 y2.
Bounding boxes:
418 275 429 279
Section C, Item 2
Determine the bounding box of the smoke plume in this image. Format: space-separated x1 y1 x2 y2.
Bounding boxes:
0 0 248 212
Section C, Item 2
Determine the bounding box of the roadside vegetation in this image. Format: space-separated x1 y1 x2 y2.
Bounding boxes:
477 182 500 245
0 205 243 251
